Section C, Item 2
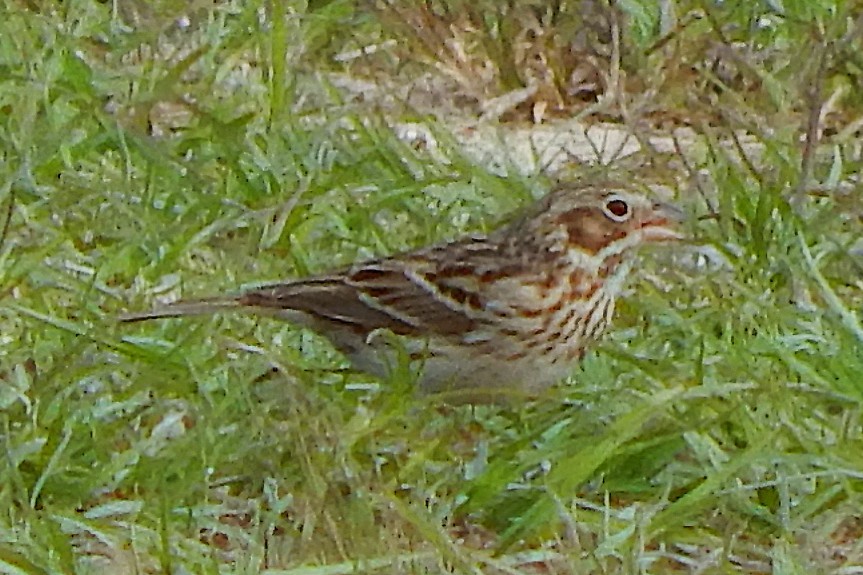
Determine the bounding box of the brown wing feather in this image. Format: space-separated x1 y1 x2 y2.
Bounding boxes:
122 237 514 337
345 262 478 335
237 262 479 337
235 277 414 334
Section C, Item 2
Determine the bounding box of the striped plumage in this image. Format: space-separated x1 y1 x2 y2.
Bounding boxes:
121 181 682 401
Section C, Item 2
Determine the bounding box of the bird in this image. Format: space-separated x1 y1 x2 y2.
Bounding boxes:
120 180 683 402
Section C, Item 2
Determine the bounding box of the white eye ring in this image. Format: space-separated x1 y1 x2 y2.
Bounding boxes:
601 195 632 222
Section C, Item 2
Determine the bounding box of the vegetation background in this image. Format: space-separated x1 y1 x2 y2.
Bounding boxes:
1 0 862 573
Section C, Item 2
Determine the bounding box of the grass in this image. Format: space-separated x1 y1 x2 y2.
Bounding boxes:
1 0 863 573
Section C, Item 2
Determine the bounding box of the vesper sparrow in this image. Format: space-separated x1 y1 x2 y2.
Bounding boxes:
122 181 683 400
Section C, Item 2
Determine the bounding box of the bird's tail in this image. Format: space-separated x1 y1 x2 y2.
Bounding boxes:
118 296 241 323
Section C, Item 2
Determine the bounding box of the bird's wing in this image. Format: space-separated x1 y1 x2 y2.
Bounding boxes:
237 244 496 337
121 237 512 336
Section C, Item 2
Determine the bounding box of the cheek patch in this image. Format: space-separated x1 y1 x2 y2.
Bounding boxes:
561 207 629 254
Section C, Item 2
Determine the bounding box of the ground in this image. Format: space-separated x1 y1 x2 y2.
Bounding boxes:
1 1 863 574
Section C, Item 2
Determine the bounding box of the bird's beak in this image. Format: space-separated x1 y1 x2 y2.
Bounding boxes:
641 202 686 242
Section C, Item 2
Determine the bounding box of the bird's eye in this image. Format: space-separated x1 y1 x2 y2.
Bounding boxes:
602 197 631 222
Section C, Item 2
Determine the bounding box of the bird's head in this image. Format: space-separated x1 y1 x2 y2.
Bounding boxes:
508 181 684 268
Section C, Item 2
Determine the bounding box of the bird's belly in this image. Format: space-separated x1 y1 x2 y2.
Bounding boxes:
324 319 590 401
414 344 577 399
